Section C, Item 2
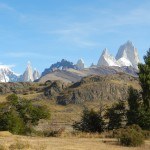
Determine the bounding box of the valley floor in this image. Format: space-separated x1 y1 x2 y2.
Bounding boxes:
0 135 150 150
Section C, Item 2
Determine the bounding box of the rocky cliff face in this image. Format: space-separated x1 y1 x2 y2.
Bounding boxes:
43 73 140 105
33 69 40 81
41 59 76 77
116 41 140 69
20 62 40 82
22 61 34 82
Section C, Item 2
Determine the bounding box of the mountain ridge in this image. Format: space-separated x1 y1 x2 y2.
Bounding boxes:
0 40 141 83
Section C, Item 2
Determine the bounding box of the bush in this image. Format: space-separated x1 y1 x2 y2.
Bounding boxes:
0 94 50 135
118 125 144 147
44 128 65 137
0 109 26 134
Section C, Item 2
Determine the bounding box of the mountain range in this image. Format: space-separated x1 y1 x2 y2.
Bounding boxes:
97 41 140 69
0 41 140 83
0 62 40 82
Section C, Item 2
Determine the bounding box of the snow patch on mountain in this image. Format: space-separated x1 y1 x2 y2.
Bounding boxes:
97 41 140 69
0 65 19 82
97 48 119 67
33 68 40 80
116 41 140 69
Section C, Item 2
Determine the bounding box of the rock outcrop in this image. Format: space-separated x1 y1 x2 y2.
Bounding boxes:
43 73 140 105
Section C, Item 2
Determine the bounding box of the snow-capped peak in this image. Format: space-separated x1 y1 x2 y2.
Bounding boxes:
22 61 34 82
0 65 19 82
116 41 140 69
97 48 119 67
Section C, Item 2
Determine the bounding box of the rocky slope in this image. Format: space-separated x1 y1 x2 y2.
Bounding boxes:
0 82 43 95
43 73 140 105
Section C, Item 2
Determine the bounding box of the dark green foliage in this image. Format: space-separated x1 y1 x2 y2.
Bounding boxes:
138 108 150 130
0 109 25 134
127 87 141 125
0 94 50 135
73 108 105 133
105 101 126 130
127 87 150 130
138 49 150 109
118 125 144 147
126 49 150 130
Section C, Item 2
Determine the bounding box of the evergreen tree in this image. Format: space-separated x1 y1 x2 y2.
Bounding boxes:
138 49 150 109
105 101 126 130
127 87 142 125
73 108 105 133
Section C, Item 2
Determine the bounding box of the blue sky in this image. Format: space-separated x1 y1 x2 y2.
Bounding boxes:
0 0 150 74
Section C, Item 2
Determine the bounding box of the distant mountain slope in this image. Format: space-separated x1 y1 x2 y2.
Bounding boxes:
41 59 76 77
38 66 138 83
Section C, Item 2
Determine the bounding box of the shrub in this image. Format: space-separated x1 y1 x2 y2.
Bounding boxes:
118 125 144 147
0 109 26 134
44 128 65 137
0 94 50 135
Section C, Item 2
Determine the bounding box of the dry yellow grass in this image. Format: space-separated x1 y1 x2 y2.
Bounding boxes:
0 132 12 137
0 135 149 150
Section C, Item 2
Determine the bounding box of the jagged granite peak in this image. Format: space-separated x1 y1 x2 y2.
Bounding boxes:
41 59 76 77
0 65 19 82
116 41 140 69
97 48 119 67
76 59 85 70
22 61 34 82
33 68 40 81
117 50 132 67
